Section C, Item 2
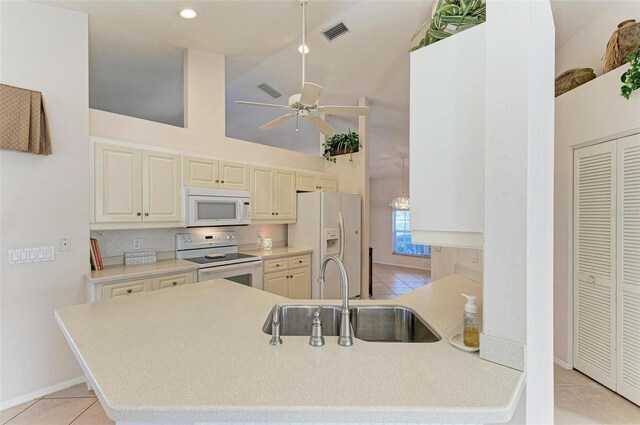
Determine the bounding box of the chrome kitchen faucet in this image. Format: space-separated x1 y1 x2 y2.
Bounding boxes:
318 255 353 347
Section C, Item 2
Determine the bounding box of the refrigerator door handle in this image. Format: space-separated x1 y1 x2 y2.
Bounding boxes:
338 211 345 262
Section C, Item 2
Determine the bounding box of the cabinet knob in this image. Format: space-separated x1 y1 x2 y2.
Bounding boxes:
271 212 275 215
276 264 280 267
172 281 177 286
215 179 219 183
137 212 141 216
144 212 149 216
126 289 133 294
221 180 225 183
276 212 279 215
298 260 302 263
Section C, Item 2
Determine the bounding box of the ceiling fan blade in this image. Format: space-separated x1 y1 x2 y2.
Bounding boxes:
235 101 290 109
299 82 323 105
260 113 296 130
308 116 335 136
318 105 371 116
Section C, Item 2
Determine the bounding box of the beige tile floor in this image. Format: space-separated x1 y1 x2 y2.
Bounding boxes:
0 384 113 425
371 263 432 299
555 364 640 424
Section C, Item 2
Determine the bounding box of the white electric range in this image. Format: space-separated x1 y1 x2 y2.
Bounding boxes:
176 232 263 290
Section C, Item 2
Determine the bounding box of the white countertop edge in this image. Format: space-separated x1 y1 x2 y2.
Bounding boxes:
86 263 200 285
107 392 527 424
240 246 313 259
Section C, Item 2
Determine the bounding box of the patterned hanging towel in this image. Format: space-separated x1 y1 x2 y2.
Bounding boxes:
0 84 52 155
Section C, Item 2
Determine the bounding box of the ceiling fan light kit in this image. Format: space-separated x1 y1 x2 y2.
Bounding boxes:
235 0 370 136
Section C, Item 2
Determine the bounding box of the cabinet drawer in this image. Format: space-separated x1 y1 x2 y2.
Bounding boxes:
152 272 194 290
102 279 151 300
264 258 287 273
288 255 310 269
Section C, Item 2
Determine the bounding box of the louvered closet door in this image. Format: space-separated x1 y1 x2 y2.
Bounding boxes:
574 142 617 390
617 134 640 405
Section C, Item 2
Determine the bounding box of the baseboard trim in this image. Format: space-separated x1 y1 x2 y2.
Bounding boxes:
554 357 573 370
0 376 86 411
373 261 430 272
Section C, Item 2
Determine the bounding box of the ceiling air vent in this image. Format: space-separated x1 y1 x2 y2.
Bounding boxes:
257 83 282 99
322 22 349 42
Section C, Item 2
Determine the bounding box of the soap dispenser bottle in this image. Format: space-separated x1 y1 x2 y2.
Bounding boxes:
461 294 479 348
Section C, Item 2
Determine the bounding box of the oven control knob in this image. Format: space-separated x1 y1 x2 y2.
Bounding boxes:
230 235 235 240
226 235 231 240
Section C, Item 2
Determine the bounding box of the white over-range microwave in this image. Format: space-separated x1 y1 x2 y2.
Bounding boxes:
185 188 251 227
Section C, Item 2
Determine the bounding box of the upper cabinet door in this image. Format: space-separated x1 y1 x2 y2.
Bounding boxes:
94 143 142 223
219 161 249 191
183 156 219 188
274 169 296 220
251 166 275 220
318 176 337 192
296 172 318 192
409 24 486 248
142 151 182 222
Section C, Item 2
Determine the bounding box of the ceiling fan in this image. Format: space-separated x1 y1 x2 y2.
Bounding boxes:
235 0 370 136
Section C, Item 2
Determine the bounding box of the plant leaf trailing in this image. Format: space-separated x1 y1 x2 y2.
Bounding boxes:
410 0 486 52
322 130 360 163
621 50 640 100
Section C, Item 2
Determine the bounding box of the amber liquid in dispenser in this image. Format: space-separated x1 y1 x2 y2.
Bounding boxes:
462 293 480 348
463 318 480 348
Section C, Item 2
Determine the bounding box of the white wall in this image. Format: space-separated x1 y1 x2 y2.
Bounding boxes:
555 1 640 77
90 49 327 173
430 247 483 283
0 2 89 406
369 175 430 270
482 1 555 423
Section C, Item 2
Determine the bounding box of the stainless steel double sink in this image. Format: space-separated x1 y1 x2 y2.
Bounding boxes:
263 305 441 343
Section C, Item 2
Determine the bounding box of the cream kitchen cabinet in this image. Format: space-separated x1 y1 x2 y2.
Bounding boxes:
250 166 296 223
296 171 338 192
93 143 182 226
262 254 311 299
183 156 249 191
89 270 196 302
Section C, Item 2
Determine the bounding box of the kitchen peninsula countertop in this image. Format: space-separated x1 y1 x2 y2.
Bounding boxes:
86 259 199 285
240 246 313 258
55 275 524 424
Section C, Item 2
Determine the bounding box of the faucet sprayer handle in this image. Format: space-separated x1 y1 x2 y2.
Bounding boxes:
314 306 322 318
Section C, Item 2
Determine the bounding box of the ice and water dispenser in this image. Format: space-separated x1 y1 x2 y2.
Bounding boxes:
324 228 340 256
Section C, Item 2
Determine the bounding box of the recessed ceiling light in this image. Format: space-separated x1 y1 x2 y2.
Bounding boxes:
298 44 309 54
179 9 197 19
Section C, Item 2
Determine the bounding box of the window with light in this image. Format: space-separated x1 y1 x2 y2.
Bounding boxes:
392 210 431 257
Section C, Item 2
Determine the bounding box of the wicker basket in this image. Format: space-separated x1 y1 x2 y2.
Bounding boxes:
555 68 596 97
603 20 640 74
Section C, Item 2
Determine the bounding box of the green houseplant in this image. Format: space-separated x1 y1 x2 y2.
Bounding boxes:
410 0 486 52
621 50 640 99
322 131 360 163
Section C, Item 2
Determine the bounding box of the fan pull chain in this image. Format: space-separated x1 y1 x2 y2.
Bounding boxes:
296 115 299 132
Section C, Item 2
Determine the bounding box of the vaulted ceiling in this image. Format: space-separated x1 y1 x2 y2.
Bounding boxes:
45 0 615 178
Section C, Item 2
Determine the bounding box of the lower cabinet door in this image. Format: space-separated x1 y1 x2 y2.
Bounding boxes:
152 272 194 290
287 268 310 299
264 271 288 297
102 279 152 300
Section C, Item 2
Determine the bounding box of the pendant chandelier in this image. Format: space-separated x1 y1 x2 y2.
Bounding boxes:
389 155 410 210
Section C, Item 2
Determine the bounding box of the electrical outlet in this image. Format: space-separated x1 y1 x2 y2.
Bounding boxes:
472 249 479 263
59 238 71 252
133 239 141 250
434 246 442 252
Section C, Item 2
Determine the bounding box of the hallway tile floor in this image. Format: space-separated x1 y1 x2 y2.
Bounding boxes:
371 263 432 299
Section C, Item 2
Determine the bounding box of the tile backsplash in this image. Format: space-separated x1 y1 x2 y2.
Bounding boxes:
91 224 287 259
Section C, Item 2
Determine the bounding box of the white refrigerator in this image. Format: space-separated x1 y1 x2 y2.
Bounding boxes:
288 192 361 299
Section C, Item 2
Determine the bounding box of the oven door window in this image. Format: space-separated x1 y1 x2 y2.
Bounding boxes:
225 273 253 287
196 201 238 221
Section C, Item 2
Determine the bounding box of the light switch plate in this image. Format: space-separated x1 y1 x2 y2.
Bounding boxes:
8 247 55 264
